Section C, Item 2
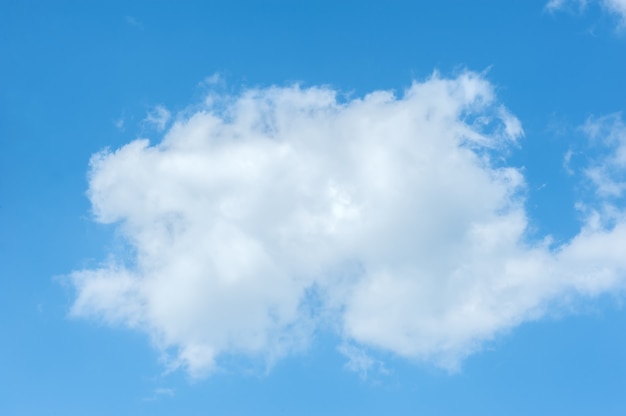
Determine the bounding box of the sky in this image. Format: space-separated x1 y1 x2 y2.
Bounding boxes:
2 0 626 415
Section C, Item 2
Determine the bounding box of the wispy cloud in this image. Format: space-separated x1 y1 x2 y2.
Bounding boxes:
155 387 174 397
124 15 143 30
143 105 171 131
546 0 626 26
545 0 588 12
69 73 626 377
582 113 626 198
113 116 125 131
142 387 174 402
199 73 224 87
338 344 388 380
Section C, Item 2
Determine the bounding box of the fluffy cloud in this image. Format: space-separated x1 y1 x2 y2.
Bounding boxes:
546 0 626 25
69 72 626 376
605 0 626 19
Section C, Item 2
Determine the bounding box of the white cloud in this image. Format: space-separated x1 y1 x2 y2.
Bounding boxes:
546 0 585 12
69 72 626 377
199 73 224 87
338 344 387 379
113 117 125 131
142 387 174 402
143 105 171 131
582 113 626 198
546 0 626 25
604 0 626 20
154 387 174 397
125 15 143 30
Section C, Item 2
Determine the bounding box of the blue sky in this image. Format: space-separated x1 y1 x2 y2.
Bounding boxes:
2 1 626 414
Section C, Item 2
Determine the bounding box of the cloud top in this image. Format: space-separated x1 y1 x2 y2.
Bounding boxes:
69 72 626 376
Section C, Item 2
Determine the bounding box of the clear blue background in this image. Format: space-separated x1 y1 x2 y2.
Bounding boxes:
2 1 626 414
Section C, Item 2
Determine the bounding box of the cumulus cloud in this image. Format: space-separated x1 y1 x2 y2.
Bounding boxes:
68 72 626 376
546 0 626 25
